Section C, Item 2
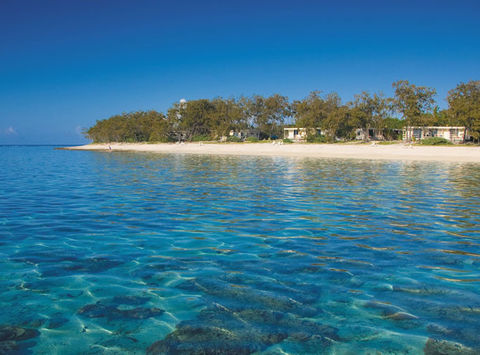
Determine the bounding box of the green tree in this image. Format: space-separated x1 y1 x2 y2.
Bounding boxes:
292 91 326 132
210 97 247 138
392 80 437 135
148 111 171 142
84 111 167 143
350 92 389 141
320 93 355 141
167 99 216 141
246 94 290 139
447 80 480 142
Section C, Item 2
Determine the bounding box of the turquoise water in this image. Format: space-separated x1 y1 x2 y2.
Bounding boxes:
1 146 480 354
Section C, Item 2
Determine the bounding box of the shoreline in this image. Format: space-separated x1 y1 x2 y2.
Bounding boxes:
63 143 480 163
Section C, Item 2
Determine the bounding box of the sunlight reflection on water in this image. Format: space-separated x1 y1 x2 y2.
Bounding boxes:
0 146 480 354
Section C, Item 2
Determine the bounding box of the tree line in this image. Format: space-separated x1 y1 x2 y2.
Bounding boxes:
84 80 480 143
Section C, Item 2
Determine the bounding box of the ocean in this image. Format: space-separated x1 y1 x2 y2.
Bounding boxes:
1 145 480 354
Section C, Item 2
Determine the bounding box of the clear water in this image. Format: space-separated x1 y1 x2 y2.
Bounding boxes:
1 146 480 354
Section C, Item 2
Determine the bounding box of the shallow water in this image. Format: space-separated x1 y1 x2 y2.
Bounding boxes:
1 146 480 354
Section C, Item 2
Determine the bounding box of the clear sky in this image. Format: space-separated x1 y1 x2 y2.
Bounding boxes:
1 0 479 144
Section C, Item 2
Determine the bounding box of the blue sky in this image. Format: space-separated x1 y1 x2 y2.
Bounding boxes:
1 0 479 144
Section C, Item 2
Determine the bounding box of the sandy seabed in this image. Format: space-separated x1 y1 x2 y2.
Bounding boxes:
64 142 480 163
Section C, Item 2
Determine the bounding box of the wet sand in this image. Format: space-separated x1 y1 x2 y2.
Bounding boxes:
64 142 480 163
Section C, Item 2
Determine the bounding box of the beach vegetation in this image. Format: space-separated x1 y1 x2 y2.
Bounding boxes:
392 80 437 128
419 137 453 145
192 135 212 142
306 134 327 143
350 91 391 141
376 141 399 145
226 136 242 143
282 138 293 144
84 80 479 144
245 94 291 139
85 111 169 143
447 80 480 143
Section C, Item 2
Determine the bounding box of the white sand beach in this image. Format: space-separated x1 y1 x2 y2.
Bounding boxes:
65 143 480 163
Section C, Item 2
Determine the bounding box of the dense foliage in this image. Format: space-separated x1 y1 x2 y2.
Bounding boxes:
85 111 171 143
84 80 480 143
447 81 480 142
419 137 452 145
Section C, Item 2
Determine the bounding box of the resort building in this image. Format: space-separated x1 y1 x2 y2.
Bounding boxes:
403 126 468 143
284 127 322 141
355 128 385 141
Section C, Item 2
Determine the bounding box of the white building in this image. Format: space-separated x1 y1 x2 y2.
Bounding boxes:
284 127 322 141
403 126 468 143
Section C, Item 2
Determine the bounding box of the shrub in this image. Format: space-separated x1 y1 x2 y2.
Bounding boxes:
226 136 242 142
376 141 398 145
283 138 293 144
245 136 259 142
149 132 173 143
192 135 212 142
306 135 327 143
419 137 452 145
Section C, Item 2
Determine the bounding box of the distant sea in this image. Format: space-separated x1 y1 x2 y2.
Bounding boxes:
1 145 480 354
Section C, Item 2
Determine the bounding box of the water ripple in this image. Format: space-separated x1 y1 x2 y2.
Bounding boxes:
1 147 480 353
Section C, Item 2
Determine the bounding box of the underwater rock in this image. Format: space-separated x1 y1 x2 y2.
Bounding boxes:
60 290 84 298
364 301 420 328
0 325 40 354
148 261 189 272
233 308 339 341
364 300 405 315
393 285 451 296
78 302 163 320
78 303 110 318
99 335 139 350
219 274 318 305
384 312 419 321
427 324 480 349
112 295 150 306
0 325 39 342
17 317 47 329
147 303 338 355
177 278 317 317
283 334 335 354
384 312 421 329
39 256 124 277
46 317 69 329
122 307 164 320
424 338 478 355
411 303 472 324
427 323 455 338
0 341 18 354
64 256 123 273
147 313 288 355
147 325 258 355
